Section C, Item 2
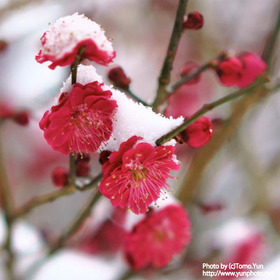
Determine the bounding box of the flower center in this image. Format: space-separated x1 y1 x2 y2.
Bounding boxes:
153 229 166 242
132 168 147 181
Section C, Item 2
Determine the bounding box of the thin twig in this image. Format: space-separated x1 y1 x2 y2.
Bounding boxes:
176 87 269 204
0 128 16 280
156 76 269 146
175 6 280 206
69 153 76 185
118 269 136 280
119 88 149 106
69 47 86 186
167 52 227 94
71 46 85 85
23 188 102 279
0 130 13 220
262 7 280 69
169 63 211 93
0 0 44 19
13 173 102 219
49 189 102 255
152 0 189 110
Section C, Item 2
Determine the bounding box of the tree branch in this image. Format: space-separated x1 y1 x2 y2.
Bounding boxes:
156 76 268 146
0 127 16 280
152 0 189 110
262 7 280 69
49 189 102 255
13 173 102 219
169 63 211 93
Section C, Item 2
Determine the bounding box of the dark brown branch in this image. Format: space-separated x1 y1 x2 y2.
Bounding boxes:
152 0 189 110
13 173 102 219
49 189 102 255
156 76 268 146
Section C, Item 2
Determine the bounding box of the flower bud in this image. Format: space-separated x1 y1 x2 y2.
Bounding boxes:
0 103 13 119
99 150 111 165
181 117 212 148
183 12 204 30
0 40 8 53
76 153 90 162
108 66 131 90
76 161 90 177
51 167 69 187
215 53 266 88
13 111 29 126
75 153 90 177
236 52 266 88
215 57 243 87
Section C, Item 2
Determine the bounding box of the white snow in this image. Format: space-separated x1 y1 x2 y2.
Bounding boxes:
60 64 103 93
101 88 183 151
61 65 183 151
0 213 44 256
39 13 114 60
32 250 127 280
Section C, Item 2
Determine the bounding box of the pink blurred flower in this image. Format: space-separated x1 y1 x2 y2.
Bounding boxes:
0 102 30 126
165 85 202 119
180 61 201 85
125 205 191 270
39 82 117 154
81 220 126 255
76 207 127 255
215 57 243 87
197 201 224 214
216 53 266 88
218 233 265 279
0 102 13 119
99 136 180 214
181 117 213 148
236 53 266 88
36 13 116 69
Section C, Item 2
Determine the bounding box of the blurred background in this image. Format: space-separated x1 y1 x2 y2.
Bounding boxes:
0 0 280 279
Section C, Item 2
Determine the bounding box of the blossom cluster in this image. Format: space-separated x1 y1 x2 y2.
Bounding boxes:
37 14 183 216
215 52 266 88
35 11 267 272
75 202 191 271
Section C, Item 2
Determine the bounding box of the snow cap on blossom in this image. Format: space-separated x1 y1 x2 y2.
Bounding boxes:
36 13 115 69
181 116 213 148
216 53 266 88
60 65 183 152
101 88 184 151
99 136 180 214
125 204 191 270
39 66 117 154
